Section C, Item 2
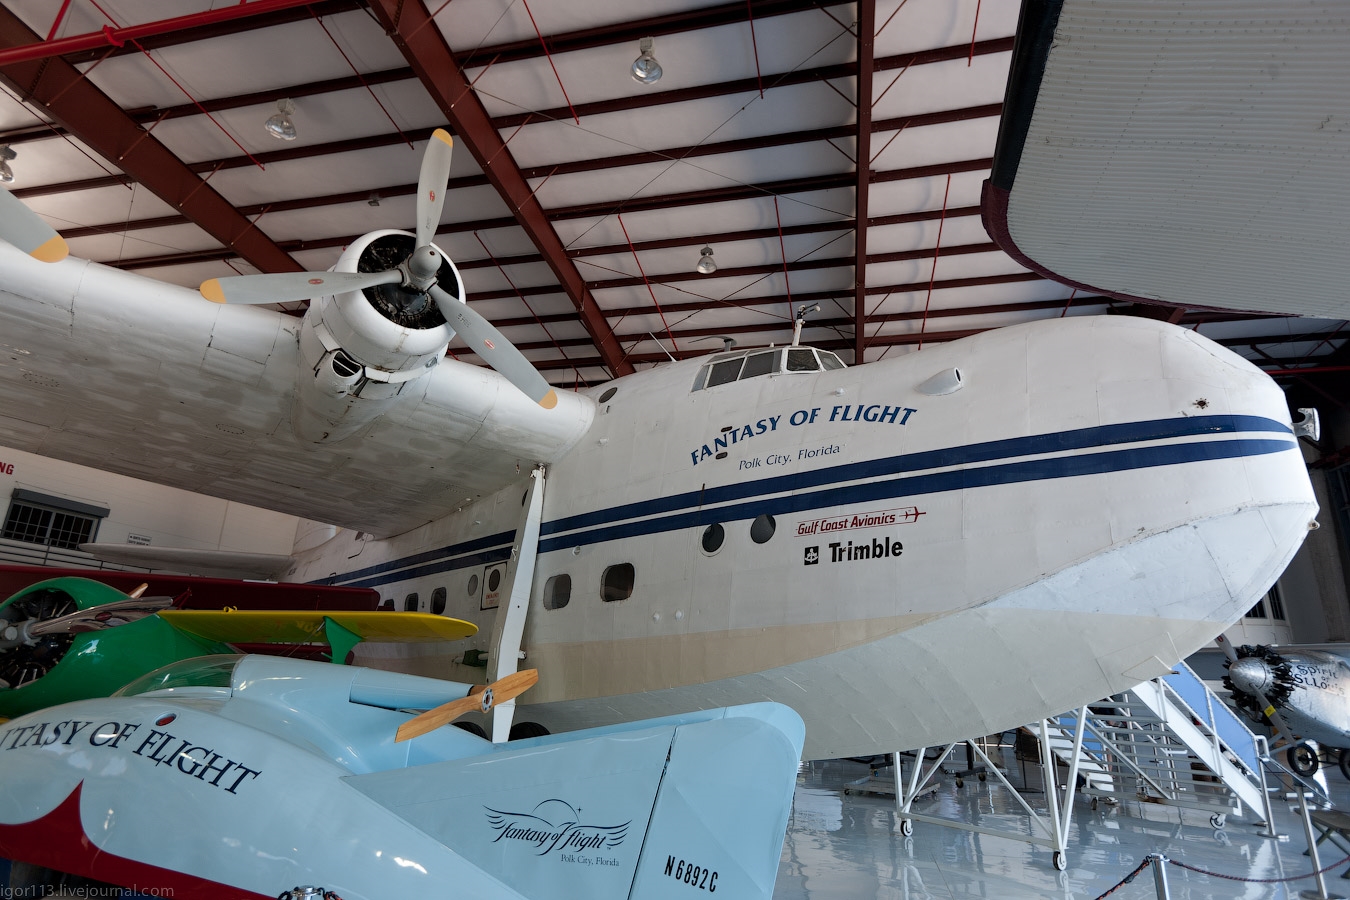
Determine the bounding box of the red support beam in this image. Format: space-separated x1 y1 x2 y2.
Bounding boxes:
368 0 632 378
0 7 301 277
853 0 876 364
0 0 326 67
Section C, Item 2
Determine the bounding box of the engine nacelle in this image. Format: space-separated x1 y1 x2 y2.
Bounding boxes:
293 230 465 444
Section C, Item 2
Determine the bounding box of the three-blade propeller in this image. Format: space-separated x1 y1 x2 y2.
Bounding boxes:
395 668 538 742
0 187 68 263
0 593 173 651
196 129 556 409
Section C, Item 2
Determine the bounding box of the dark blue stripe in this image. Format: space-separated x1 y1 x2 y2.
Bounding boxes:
537 438 1294 554
340 545 514 590
310 529 515 586
538 414 1290 537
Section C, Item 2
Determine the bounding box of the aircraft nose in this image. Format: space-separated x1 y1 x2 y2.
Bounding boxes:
1228 657 1274 696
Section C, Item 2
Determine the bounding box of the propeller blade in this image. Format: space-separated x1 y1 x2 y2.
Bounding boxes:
395 669 538 742
1215 632 1238 662
27 595 174 637
200 269 401 305
1254 687 1302 751
429 285 558 409
416 129 454 251
0 187 68 262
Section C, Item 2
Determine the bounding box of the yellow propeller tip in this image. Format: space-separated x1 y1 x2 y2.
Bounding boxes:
539 389 558 410
200 279 227 303
432 128 454 147
29 235 68 263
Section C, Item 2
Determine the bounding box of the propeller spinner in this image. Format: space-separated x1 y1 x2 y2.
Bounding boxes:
198 128 557 410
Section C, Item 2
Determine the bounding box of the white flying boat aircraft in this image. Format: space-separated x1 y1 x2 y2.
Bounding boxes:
0 130 1319 759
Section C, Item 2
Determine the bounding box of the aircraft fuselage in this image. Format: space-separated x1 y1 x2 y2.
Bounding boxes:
293 315 1317 759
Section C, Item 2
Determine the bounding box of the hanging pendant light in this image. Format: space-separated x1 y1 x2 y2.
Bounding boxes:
0 145 15 184
696 245 717 275
264 99 298 141
631 37 662 85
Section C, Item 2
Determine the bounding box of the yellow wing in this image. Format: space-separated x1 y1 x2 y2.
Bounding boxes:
158 610 476 644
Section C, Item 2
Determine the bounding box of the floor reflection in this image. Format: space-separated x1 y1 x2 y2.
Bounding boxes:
777 751 1347 899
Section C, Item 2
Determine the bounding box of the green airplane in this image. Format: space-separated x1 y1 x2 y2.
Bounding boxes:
0 576 477 720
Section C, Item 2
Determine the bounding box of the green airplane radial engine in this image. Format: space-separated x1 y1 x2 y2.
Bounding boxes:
0 577 230 720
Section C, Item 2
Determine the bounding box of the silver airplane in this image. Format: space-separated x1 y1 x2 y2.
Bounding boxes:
1220 635 1350 777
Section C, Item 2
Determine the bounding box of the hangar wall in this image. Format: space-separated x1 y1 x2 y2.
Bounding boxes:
0 443 299 571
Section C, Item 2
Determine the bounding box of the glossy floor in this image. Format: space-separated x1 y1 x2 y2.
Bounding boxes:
775 753 1350 900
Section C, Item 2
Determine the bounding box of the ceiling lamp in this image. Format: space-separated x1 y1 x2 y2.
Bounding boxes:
696 245 717 274
264 99 298 141
0 145 14 184
631 37 662 85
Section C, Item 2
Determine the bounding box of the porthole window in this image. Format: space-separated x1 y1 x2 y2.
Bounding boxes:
701 523 725 554
488 568 502 593
750 514 776 544
544 574 572 610
430 587 447 616
403 592 419 612
466 574 479 598
599 387 618 403
602 563 635 602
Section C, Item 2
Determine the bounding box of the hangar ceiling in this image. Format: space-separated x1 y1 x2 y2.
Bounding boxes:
0 0 1343 415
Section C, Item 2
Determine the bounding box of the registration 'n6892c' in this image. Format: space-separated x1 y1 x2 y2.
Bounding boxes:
665 855 717 891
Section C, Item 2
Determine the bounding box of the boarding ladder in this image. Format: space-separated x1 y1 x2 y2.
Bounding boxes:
1041 660 1275 829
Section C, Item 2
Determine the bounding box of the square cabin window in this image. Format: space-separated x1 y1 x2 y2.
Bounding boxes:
543 574 571 610
602 563 635 602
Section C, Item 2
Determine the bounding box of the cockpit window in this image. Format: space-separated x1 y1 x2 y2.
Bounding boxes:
115 655 240 697
693 347 844 391
705 357 744 388
740 350 778 379
786 349 820 372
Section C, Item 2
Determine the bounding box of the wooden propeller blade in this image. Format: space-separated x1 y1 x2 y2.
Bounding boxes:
395 669 538 743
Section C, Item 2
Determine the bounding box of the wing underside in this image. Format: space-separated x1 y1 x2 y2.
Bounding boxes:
0 246 591 536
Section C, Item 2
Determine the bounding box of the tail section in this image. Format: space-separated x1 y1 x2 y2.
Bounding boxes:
346 703 803 900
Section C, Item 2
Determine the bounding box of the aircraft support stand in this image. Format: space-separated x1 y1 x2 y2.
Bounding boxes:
485 465 546 743
890 712 1088 871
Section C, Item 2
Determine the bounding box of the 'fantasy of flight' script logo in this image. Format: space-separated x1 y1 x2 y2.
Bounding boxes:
486 800 629 861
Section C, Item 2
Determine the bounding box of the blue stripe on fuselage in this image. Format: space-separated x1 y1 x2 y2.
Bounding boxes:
536 437 1295 554
539 414 1291 537
317 416 1294 587
311 529 515 586
338 543 514 591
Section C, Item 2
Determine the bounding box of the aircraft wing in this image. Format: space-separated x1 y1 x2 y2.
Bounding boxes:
0 243 592 537
157 610 476 644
